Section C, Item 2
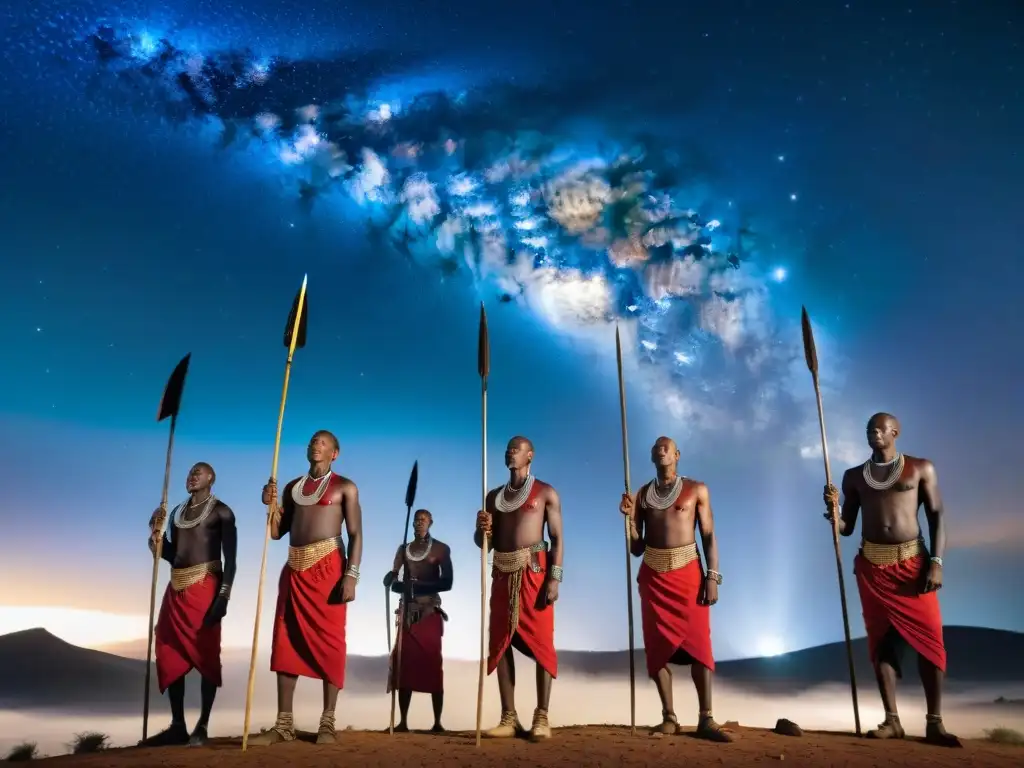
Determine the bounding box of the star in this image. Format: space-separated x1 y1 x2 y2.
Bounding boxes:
790 193 798 201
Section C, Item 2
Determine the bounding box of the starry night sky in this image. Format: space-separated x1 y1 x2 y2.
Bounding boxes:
0 0 1021 661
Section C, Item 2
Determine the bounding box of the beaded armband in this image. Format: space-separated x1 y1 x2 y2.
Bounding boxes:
705 569 723 585
550 565 564 583
344 565 361 584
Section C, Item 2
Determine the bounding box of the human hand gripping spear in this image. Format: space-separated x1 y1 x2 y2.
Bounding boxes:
474 302 489 748
142 353 191 742
241 276 309 752
389 460 419 735
614 326 638 736
801 306 862 736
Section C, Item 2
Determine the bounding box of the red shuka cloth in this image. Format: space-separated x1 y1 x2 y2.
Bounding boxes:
155 573 222 692
854 552 946 672
487 549 558 678
388 609 445 694
637 558 714 677
270 548 348 689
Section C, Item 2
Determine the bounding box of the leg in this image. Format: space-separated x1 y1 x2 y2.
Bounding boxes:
528 663 554 741
247 673 298 745
430 692 445 732
650 666 679 734
396 689 412 731
188 678 218 746
316 681 340 744
866 661 905 739
919 656 961 747
484 648 522 738
691 663 732 742
140 676 190 746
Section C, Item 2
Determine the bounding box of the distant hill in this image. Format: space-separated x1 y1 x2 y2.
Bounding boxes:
555 626 1024 695
2 625 1022 713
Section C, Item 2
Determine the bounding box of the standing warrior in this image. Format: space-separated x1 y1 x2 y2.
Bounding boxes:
383 509 454 732
250 430 364 746
475 436 564 741
824 413 959 747
619 437 731 742
143 462 237 747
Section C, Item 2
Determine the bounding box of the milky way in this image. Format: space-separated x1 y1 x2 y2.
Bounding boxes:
74 20 811 437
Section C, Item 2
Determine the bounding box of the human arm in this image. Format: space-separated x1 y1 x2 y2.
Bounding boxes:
825 470 860 537
204 503 237 627
264 479 293 540
544 488 564 603
474 494 493 549
919 460 946 592
383 546 403 587
339 481 363 601
620 491 645 557
148 507 176 563
695 483 720 606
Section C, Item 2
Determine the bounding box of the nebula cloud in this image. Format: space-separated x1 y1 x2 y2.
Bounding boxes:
79 22 820 442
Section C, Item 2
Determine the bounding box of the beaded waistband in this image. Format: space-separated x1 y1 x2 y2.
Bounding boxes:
171 561 221 591
860 538 924 567
492 540 548 573
643 544 699 573
288 536 341 571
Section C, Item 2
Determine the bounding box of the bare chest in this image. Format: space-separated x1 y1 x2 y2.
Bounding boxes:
404 551 441 580
639 484 697 531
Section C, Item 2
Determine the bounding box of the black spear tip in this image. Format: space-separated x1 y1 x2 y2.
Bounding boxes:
800 306 818 377
283 277 309 349
156 353 191 422
405 460 419 510
477 302 490 379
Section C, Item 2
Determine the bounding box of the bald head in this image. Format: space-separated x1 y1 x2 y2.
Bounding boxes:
185 462 216 493
412 509 433 539
651 436 680 469
504 436 535 472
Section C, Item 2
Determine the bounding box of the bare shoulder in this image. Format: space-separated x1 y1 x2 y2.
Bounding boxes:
283 477 302 493
334 474 358 491
214 500 235 519
841 465 862 486
905 455 937 478
535 478 558 498
432 539 452 557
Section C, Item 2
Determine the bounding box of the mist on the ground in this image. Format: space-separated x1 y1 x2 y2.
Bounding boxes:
4 660 1022 757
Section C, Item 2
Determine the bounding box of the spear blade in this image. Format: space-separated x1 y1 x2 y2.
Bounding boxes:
405 460 419 510
801 305 818 380
283 274 309 350
156 353 191 422
477 302 490 379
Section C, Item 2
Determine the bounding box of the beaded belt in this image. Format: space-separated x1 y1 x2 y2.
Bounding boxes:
288 536 341 572
643 543 699 573
860 538 924 567
492 541 549 640
171 561 221 592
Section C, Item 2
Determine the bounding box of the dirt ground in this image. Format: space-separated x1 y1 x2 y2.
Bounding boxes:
33 726 1022 767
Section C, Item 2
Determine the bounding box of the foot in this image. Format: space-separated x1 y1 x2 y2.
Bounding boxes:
924 719 962 748
694 715 734 743
393 722 410 733
188 724 209 747
138 722 190 747
316 712 337 745
430 723 445 733
247 714 297 746
529 708 552 741
484 710 523 738
866 716 905 740
651 711 680 735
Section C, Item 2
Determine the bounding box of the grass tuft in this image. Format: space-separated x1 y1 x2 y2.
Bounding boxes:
5 742 39 761
69 731 110 754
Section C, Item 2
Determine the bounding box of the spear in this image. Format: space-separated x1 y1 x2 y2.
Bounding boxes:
241 276 309 751
614 326 638 735
390 460 419 735
800 306 862 736
142 353 191 742
474 301 490 748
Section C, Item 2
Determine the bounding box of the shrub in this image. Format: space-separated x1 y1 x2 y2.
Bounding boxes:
985 727 1024 746
5 742 38 761
70 732 109 754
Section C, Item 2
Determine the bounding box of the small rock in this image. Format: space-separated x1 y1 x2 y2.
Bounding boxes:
649 731 663 739
773 718 802 737
723 720 740 730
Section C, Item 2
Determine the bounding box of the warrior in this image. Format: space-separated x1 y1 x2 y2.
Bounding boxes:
249 429 364 746
824 413 960 747
383 509 454 732
143 462 237 747
475 436 563 741
619 437 731 742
